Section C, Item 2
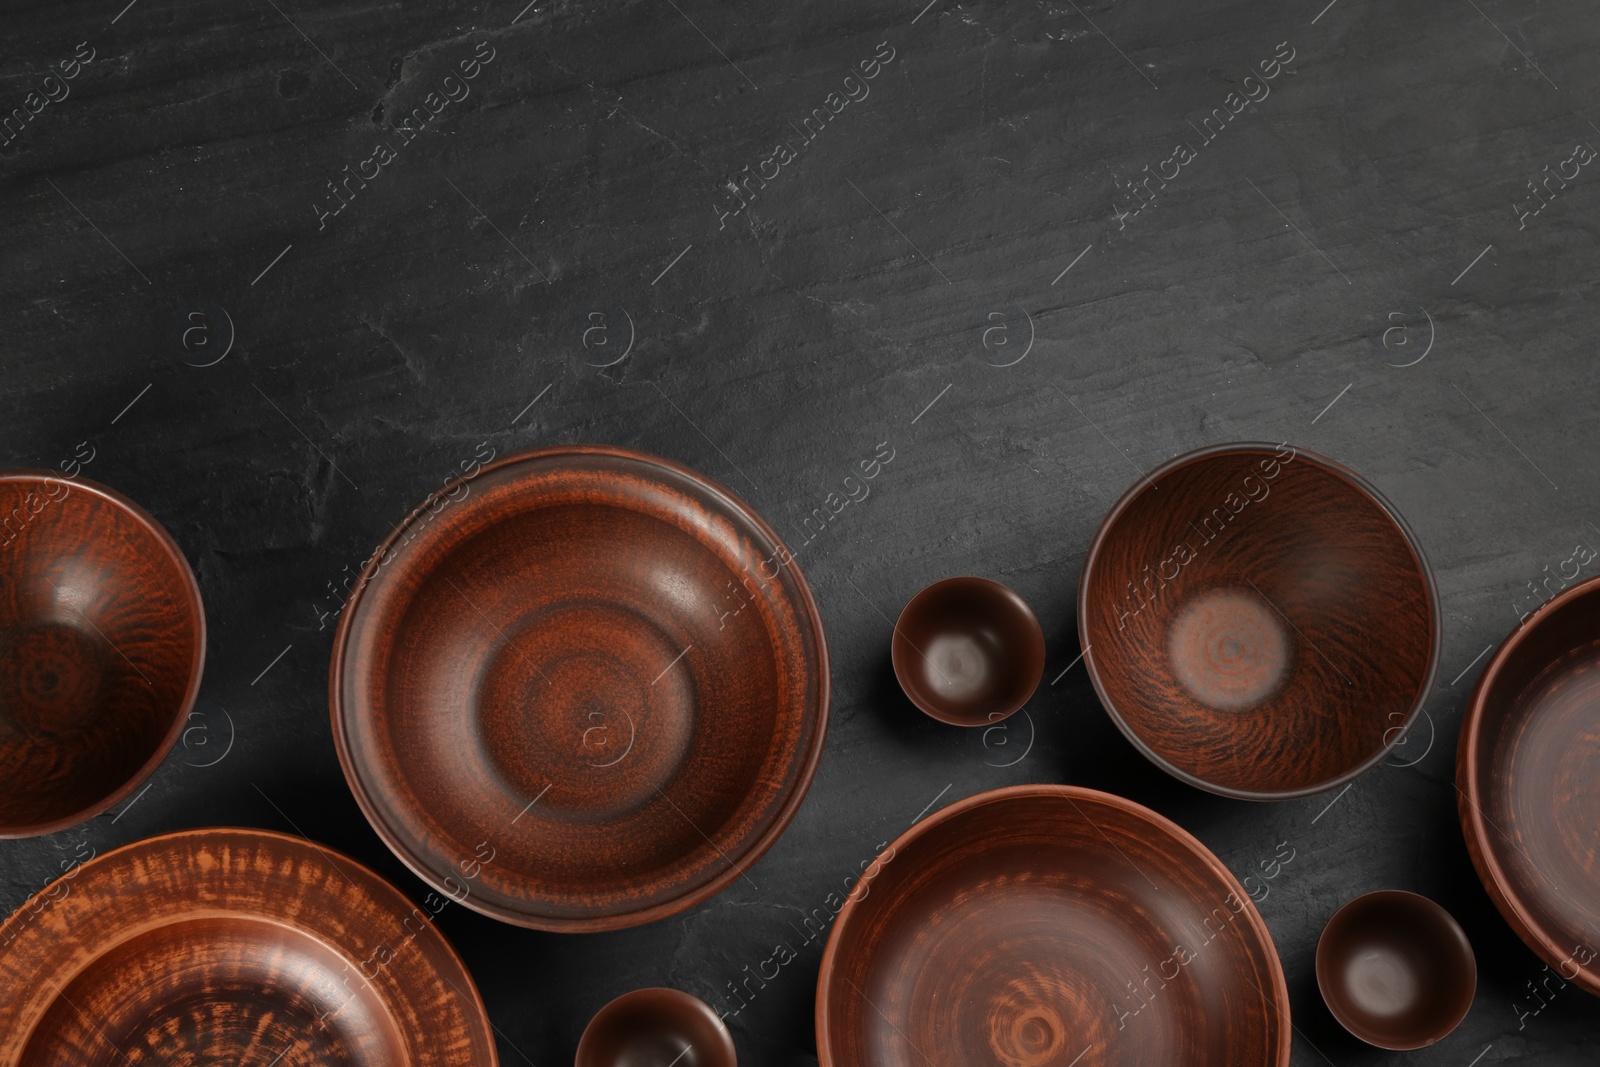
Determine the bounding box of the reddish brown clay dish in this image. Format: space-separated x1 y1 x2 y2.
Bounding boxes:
0 827 497 1065
1079 443 1439 800
891 576 1045 727
816 785 1291 1067
1315 890 1476 1050
332 446 829 931
0 472 204 837
1459 573 1600 997
576 987 737 1067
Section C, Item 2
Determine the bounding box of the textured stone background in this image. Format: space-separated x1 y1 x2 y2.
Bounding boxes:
2 0 1597 1063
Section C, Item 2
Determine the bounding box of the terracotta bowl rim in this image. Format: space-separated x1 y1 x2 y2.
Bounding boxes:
1076 441 1442 802
575 986 736 1066
1313 888 1476 1050
814 782 1293 1067
0 824 498 1066
329 444 831 932
0 470 206 839
890 575 1045 727
1457 571 1600 997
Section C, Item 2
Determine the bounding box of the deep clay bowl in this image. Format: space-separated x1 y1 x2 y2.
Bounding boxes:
1459 573 1600 997
332 446 829 931
891 576 1045 727
1079 443 1439 800
576 987 737 1067
0 827 497 1065
1316 890 1476 1050
817 785 1291 1067
0 472 204 837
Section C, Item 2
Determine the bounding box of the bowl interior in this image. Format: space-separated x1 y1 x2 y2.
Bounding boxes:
0 828 498 1066
337 450 827 929
1081 445 1436 798
0 475 202 834
892 577 1045 726
1316 892 1475 1049
1462 578 1600 994
577 988 736 1067
819 788 1287 1067
21 916 406 1066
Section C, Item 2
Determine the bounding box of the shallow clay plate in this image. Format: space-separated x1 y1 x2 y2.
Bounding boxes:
817 785 1290 1067
1079 443 1439 800
1459 573 1600 996
0 827 496 1065
332 446 829 931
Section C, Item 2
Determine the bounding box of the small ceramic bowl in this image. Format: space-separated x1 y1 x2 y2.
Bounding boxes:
891 576 1046 727
0 472 205 837
576 988 736 1067
1316 890 1476 1050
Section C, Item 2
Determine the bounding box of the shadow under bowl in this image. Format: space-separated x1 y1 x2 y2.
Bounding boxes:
1458 572 1600 997
577 988 736 1067
0 472 204 837
891 576 1045 727
332 446 829 931
1316 890 1476 1050
1078 442 1439 800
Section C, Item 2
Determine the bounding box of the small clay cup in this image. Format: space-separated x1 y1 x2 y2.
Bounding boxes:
891 576 1046 726
1316 890 1476 1050
576 987 736 1067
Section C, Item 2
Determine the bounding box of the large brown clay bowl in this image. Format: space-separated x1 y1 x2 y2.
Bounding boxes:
0 827 497 1065
332 446 829 931
891 576 1046 727
816 785 1291 1067
1315 890 1476 1050
576 987 737 1067
1079 443 1439 800
0 471 204 837
1459 573 1600 996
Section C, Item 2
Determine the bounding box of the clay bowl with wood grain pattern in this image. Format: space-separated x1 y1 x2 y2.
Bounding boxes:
0 471 204 838
0 827 497 1066
332 445 829 932
1079 443 1439 800
1316 890 1476 1049
816 785 1291 1067
1458 573 1600 997
576 987 737 1067
891 576 1046 727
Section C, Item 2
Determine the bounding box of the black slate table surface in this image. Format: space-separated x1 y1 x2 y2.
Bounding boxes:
3 0 1598 1063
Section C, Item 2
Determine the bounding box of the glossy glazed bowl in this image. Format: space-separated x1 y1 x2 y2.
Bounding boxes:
332 446 829 931
1316 891 1476 1049
1459 573 1600 996
817 785 1291 1066
0 827 497 1065
891 576 1045 726
577 988 737 1067
0 472 204 837
1079 443 1439 800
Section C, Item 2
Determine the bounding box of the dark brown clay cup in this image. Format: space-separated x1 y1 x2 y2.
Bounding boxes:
1316 891 1476 1050
1079 443 1440 800
891 576 1046 727
1458 573 1600 997
0 472 205 837
576 987 736 1067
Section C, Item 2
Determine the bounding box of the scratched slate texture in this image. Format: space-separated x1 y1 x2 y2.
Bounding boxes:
2 0 1598 1062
